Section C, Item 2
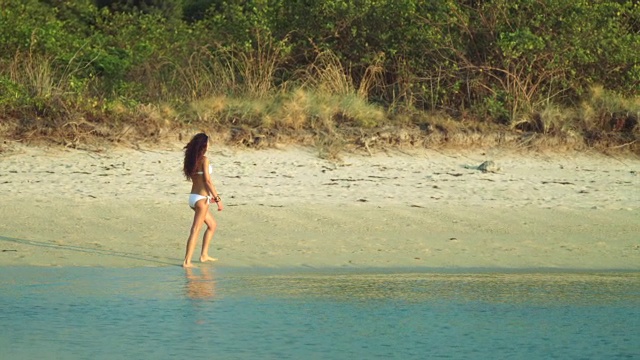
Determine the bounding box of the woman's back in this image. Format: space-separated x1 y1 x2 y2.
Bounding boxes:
190 158 212 196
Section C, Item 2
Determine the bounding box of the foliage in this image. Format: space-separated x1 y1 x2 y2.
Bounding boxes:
0 0 638 152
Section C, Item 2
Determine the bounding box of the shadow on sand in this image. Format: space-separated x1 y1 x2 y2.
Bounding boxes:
0 235 179 266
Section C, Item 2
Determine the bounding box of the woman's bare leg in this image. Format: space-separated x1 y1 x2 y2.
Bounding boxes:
183 201 208 267
200 211 218 262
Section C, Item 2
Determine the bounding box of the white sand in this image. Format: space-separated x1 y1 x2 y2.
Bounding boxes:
1 143 638 269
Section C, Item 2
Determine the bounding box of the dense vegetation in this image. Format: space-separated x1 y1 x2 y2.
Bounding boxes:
1 0 638 155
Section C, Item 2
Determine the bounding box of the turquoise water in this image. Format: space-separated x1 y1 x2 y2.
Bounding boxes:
1 267 638 359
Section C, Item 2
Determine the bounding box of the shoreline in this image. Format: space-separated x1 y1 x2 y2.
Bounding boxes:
1 201 638 270
1 144 638 270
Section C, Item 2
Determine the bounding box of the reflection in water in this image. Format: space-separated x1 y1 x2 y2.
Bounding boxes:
184 267 216 300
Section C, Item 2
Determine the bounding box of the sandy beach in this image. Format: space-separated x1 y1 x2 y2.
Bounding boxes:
0 142 638 270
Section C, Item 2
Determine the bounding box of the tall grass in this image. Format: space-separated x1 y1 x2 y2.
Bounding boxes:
1 48 92 145
1 43 638 154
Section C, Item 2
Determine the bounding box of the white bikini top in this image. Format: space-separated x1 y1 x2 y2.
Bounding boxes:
196 164 213 175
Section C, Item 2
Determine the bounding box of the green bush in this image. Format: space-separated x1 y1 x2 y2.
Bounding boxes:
0 0 637 151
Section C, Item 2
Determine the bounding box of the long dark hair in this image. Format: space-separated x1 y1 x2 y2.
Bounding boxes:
183 133 209 180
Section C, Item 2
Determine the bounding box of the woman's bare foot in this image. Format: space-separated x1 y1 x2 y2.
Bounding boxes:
182 262 195 268
200 255 218 263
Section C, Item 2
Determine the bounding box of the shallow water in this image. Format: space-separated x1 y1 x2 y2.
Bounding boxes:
1 267 638 359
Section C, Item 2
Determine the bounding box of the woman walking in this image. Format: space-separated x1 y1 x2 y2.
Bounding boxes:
182 133 224 267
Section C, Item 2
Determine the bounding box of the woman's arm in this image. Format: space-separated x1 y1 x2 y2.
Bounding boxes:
203 157 224 211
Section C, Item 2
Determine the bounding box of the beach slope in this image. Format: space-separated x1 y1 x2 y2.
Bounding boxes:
1 145 638 269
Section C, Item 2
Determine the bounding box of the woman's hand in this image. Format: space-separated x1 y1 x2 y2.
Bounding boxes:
216 201 224 211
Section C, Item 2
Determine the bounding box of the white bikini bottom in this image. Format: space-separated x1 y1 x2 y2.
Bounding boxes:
188 194 210 208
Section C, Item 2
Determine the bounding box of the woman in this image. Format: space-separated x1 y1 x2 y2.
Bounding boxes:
182 133 224 268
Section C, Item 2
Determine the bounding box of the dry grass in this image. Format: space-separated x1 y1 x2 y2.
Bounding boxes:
0 46 637 155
